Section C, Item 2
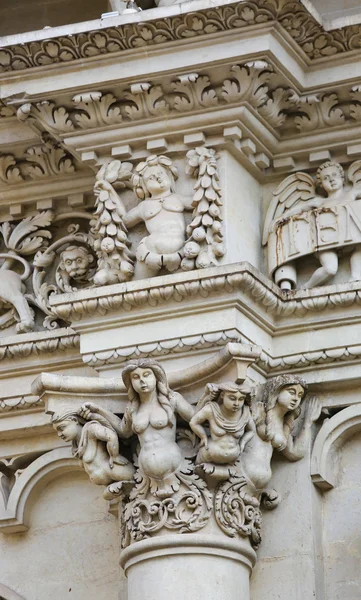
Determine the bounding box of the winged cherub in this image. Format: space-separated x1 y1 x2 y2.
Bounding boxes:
263 161 361 289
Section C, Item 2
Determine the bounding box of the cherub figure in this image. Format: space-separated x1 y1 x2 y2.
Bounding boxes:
52 409 134 499
56 245 95 292
94 155 194 279
189 382 255 477
263 160 361 289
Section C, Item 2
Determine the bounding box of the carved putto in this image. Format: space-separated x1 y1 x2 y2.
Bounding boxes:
92 148 225 282
263 160 361 289
49 363 321 551
52 409 134 499
190 382 255 478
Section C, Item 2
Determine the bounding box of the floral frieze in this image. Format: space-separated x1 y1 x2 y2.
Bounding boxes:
1 0 361 75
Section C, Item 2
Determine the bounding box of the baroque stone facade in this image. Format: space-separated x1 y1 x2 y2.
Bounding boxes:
1 1 361 599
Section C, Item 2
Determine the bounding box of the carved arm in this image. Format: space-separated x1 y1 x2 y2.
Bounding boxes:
174 392 195 423
189 405 211 448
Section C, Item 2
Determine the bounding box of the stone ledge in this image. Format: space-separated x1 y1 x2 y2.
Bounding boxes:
1 0 361 75
48 261 361 322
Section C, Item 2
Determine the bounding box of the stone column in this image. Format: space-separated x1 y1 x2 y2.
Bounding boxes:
120 533 256 600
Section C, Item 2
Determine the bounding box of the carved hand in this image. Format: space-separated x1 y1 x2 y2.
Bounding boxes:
78 402 102 420
94 180 115 195
200 436 209 450
304 396 322 424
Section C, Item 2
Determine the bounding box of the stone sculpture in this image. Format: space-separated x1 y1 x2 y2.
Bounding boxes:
52 409 134 499
92 160 135 286
0 211 54 333
93 150 225 280
49 366 320 550
56 245 95 292
241 374 321 492
0 256 35 333
115 358 195 497
189 381 255 477
263 160 361 289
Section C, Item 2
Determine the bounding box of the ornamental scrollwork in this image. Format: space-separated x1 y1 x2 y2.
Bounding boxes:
1 1 361 74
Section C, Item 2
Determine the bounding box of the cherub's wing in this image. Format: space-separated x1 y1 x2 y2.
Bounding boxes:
348 160 361 189
262 172 316 245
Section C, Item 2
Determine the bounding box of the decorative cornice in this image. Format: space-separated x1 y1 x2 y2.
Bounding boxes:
17 63 297 136
0 394 43 414
1 0 361 75
49 261 361 322
83 329 241 366
0 140 77 185
258 344 361 374
0 328 79 362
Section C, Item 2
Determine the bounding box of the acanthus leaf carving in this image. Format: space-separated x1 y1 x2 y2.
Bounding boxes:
122 83 169 120
350 85 361 122
259 87 299 128
171 73 218 112
221 61 272 107
0 155 24 184
24 141 75 179
17 101 74 134
294 93 345 132
72 92 123 128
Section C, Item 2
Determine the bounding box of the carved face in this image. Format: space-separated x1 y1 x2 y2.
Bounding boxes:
61 247 93 279
221 391 246 413
143 165 172 197
130 367 157 395
277 384 304 411
54 419 80 442
320 166 343 194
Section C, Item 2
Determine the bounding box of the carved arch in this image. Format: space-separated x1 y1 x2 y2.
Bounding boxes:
0 583 25 599
311 403 361 490
0 447 82 533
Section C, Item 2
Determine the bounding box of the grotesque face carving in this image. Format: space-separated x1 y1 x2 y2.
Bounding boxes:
59 246 94 281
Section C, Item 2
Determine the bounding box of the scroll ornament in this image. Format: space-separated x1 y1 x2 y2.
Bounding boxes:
51 362 321 550
263 160 361 290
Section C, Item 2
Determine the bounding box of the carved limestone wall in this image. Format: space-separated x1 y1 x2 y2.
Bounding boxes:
2 1 361 599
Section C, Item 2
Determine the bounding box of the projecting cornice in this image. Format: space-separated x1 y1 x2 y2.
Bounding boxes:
1 0 361 75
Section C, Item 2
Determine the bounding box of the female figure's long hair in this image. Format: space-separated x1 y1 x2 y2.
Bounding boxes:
257 374 308 450
122 359 174 426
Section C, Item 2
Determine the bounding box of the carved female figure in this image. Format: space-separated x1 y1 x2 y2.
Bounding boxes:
240 375 321 491
190 382 255 472
79 359 195 498
52 411 134 498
